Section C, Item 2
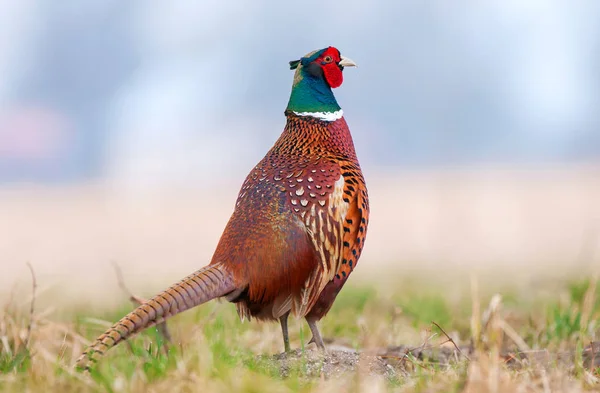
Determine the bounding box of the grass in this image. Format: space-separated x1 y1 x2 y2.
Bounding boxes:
1 272 600 392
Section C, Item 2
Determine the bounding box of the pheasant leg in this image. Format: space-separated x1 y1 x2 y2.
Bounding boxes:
279 312 291 352
306 318 325 350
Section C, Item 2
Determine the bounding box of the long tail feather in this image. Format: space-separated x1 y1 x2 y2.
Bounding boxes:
75 263 235 370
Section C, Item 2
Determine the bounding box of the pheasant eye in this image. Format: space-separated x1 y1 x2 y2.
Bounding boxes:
323 56 333 63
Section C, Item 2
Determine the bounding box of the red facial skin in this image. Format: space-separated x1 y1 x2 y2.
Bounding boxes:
318 47 344 89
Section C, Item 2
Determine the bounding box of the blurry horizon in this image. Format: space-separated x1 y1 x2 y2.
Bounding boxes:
1 2 600 298
0 1 599 187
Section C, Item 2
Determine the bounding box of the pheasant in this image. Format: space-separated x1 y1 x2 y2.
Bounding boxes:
76 46 369 369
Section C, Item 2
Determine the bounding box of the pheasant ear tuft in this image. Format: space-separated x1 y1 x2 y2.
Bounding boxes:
289 60 301 70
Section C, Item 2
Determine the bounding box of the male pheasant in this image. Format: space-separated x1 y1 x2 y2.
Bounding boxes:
76 46 369 369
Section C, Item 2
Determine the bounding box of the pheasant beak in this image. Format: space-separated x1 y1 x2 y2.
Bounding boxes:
338 56 357 68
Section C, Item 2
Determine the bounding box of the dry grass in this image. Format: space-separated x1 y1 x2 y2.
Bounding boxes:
2 270 600 392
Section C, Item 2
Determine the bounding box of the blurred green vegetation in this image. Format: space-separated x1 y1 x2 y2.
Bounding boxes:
2 276 600 392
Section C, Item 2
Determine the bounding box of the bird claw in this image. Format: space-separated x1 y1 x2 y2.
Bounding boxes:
307 336 315 346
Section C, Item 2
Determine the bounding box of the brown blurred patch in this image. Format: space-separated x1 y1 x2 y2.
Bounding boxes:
1 163 599 305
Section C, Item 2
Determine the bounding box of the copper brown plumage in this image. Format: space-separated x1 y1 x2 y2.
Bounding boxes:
76 46 369 369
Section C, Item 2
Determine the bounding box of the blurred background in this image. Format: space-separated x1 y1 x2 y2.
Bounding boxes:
1 1 599 302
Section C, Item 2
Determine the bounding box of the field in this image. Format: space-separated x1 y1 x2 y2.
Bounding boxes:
1 164 599 392
2 271 600 392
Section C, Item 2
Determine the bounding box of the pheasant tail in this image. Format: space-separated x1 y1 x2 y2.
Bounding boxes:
75 263 235 370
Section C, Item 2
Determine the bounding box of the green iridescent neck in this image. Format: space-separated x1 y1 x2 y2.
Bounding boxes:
285 68 341 114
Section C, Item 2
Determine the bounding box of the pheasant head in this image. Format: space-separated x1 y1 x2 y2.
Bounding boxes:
286 46 356 120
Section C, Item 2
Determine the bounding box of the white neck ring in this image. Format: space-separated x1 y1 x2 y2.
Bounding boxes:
292 109 343 122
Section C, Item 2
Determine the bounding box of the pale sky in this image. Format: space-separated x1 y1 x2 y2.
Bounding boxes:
0 1 598 184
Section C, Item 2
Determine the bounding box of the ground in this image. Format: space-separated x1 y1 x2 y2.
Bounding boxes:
2 270 600 392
